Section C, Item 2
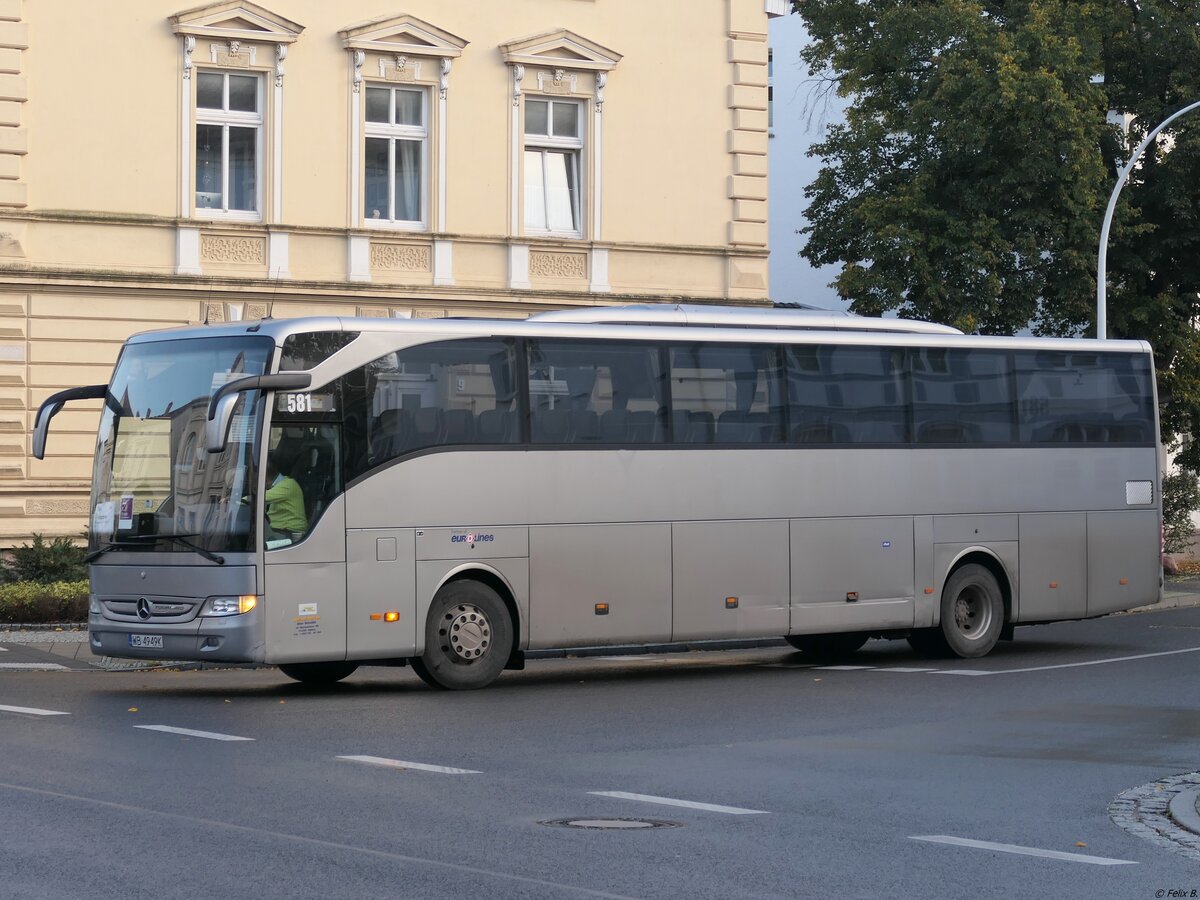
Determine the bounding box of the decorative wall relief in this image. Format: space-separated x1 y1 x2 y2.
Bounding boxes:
26 498 90 516
245 302 270 321
204 302 226 323
201 235 267 265
211 40 254 68
369 243 432 271
537 68 578 94
530 251 587 279
356 306 389 318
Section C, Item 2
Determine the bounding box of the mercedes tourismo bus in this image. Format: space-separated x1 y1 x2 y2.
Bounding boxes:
33 306 1161 690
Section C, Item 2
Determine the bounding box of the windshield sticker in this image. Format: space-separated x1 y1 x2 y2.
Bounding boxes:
210 371 245 389
93 501 115 534
227 414 254 443
118 496 134 528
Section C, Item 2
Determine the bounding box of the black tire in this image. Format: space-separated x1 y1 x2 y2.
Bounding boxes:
934 563 1005 659
906 628 951 658
784 632 869 659
278 661 358 686
410 580 513 691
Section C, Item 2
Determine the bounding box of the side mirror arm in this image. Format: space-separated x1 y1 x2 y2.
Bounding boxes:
32 384 109 460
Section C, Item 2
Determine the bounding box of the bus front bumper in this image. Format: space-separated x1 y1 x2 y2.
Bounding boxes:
88 608 266 664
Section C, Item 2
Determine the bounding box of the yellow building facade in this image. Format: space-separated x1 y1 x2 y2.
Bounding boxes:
0 0 783 542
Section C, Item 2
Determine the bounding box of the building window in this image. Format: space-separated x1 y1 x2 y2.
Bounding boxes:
364 86 427 227
767 49 774 134
195 71 262 217
524 98 583 236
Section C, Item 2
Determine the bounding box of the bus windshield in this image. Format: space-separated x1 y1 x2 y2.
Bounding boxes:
89 335 275 556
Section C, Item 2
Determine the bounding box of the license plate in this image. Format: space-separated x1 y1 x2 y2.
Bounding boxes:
128 634 164 649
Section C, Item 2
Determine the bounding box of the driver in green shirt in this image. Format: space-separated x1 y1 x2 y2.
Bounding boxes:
264 452 307 539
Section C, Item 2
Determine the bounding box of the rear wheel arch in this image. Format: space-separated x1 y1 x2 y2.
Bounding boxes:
937 549 1013 625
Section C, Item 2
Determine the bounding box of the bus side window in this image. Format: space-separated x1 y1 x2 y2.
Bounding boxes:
785 345 909 444
1014 350 1154 444
912 348 1014 444
527 339 667 444
342 338 520 482
668 343 785 444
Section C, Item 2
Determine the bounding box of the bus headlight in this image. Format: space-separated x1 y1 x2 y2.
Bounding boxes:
202 595 258 616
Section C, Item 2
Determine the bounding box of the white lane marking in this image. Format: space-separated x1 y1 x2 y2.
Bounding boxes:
876 667 936 673
589 791 768 816
134 725 254 742
593 656 664 662
930 645 1200 677
910 835 1137 866
975 646 1200 675
0 663 69 670
0 703 70 716
0 646 7 650
814 665 875 671
338 755 482 775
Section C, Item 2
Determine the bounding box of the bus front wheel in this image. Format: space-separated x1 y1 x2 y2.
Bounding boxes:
411 580 513 691
278 661 359 686
909 564 1004 659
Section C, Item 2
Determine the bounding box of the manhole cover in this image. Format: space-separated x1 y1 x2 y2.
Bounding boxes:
540 818 680 830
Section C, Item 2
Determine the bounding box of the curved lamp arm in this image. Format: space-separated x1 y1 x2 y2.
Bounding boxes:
1097 99 1200 339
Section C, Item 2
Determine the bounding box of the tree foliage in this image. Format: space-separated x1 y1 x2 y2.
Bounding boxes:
793 0 1200 463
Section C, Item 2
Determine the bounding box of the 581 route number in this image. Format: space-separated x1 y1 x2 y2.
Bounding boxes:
276 391 334 414
284 393 313 413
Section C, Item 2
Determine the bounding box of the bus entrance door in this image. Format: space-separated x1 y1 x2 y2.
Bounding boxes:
262 495 349 664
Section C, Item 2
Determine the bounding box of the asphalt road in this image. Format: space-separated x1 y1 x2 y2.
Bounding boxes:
4 607 1200 899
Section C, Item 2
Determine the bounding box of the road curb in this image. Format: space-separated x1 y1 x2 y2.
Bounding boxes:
1169 788 1200 836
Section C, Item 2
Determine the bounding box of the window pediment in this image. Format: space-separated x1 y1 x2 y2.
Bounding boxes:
171 1 303 44
339 15 468 59
500 29 622 72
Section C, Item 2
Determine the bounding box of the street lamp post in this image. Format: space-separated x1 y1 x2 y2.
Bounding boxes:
1097 99 1200 340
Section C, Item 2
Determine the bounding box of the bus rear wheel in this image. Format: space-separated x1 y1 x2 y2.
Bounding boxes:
410 580 513 691
784 632 869 659
278 661 358 686
909 563 1004 659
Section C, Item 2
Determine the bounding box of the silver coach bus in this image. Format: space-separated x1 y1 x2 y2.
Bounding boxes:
32 306 1161 690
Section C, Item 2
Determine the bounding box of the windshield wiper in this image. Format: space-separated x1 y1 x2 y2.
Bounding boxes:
85 534 225 565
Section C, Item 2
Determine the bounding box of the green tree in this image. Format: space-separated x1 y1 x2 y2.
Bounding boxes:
797 0 1115 335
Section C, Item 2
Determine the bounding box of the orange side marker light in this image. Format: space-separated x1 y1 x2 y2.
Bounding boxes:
384 611 400 622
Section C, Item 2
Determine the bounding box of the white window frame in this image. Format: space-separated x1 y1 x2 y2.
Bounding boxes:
362 85 429 230
193 69 264 222
523 98 584 239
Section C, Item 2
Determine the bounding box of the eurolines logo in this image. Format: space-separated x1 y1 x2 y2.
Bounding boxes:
451 532 495 544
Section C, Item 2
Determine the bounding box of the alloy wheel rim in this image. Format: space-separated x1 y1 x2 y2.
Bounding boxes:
442 603 491 662
953 586 992 640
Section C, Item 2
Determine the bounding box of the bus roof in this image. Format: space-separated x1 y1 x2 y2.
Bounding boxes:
528 304 964 335
124 311 1151 356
